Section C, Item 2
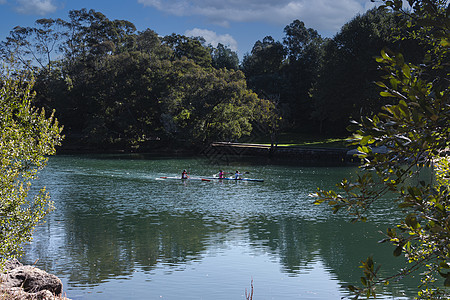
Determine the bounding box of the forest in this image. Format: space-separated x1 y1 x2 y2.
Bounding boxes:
0 7 425 151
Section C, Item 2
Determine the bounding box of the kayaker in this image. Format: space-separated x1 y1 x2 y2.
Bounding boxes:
234 170 242 180
218 170 225 179
181 169 188 179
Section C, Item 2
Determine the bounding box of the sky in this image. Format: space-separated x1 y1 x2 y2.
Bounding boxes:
0 0 377 59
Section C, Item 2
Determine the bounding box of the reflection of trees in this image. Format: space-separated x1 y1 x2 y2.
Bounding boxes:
245 215 416 296
246 216 319 274
61 209 229 285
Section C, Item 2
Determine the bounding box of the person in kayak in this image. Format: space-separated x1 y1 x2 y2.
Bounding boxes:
181 169 188 179
218 170 225 179
234 170 242 180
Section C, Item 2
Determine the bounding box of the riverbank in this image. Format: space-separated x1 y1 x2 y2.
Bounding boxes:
202 142 358 163
57 139 358 164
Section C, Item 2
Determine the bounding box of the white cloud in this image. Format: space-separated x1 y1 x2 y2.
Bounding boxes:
138 0 376 32
0 0 7 5
185 28 238 52
14 0 57 15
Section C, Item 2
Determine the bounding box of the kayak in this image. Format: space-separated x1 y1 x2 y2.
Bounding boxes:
205 177 264 182
160 176 211 181
159 176 263 182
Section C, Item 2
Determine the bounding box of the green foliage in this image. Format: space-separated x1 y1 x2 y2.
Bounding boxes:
282 20 324 126
314 0 449 298
162 34 212 68
211 43 239 70
160 60 267 142
241 28 323 129
0 9 278 150
311 7 420 134
242 36 287 103
22 14 273 149
0 65 63 269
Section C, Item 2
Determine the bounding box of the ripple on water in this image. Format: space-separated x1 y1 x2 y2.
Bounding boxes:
24 156 419 300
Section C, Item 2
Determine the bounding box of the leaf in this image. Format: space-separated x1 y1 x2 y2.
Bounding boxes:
361 277 368 286
398 202 413 208
402 64 411 79
380 48 390 60
440 38 450 47
393 246 402 257
445 276 450 287
375 81 387 88
390 78 399 90
405 214 419 229
347 285 357 292
380 91 396 98
360 135 373 146
395 52 405 66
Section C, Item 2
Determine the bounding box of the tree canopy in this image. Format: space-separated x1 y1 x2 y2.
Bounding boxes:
1 6 430 149
0 6 437 149
0 9 277 151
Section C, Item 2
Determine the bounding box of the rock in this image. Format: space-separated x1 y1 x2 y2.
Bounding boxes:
1 262 70 299
4 258 23 271
1 286 55 300
3 266 63 295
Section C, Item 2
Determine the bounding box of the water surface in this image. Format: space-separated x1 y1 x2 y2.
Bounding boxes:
25 155 417 299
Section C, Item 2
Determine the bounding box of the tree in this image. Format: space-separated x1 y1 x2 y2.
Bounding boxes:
242 36 286 80
159 60 267 143
311 8 405 134
282 20 324 127
314 0 449 298
78 51 165 149
0 65 63 269
162 34 212 68
0 18 64 72
241 36 286 120
135 29 170 59
211 43 239 70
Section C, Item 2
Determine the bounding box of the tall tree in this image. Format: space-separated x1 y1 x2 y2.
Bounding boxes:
311 8 411 134
0 18 64 72
282 20 324 127
162 34 212 68
211 43 239 70
135 29 170 59
57 9 137 63
242 36 286 103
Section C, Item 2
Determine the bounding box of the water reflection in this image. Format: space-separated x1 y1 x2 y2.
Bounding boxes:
24 155 417 299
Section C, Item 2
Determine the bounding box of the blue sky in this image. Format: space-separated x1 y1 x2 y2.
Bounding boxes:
0 0 377 59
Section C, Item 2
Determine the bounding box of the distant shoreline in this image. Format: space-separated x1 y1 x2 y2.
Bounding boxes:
55 141 358 164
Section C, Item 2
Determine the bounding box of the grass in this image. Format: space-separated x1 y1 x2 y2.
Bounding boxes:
245 280 254 300
241 132 350 148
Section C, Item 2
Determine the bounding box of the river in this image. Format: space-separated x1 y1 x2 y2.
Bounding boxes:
24 154 417 299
